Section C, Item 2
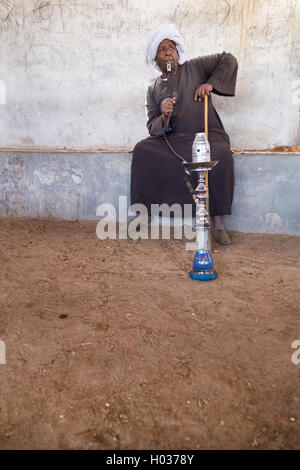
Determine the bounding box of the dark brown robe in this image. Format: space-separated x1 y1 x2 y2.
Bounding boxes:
131 52 238 217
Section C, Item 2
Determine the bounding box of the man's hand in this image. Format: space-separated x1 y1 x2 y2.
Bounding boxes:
194 83 213 102
161 97 176 116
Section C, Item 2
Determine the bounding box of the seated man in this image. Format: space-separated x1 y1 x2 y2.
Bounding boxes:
131 23 238 245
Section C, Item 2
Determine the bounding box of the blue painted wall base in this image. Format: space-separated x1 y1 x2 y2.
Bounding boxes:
0 151 299 235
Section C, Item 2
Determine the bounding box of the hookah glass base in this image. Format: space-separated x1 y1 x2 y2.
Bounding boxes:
189 250 218 281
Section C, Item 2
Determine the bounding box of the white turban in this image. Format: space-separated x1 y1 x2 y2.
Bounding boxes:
145 23 186 72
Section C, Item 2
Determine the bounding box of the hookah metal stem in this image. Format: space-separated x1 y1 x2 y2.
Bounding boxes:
204 94 209 193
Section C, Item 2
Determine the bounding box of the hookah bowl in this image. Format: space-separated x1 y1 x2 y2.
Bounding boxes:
183 133 218 281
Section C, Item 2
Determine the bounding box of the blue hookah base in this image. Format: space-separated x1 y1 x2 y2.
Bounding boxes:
189 250 218 281
189 269 218 281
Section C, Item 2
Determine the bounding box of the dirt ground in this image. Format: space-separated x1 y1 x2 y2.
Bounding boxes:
0 217 299 450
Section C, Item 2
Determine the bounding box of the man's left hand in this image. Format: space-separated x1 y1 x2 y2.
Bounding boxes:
194 83 213 102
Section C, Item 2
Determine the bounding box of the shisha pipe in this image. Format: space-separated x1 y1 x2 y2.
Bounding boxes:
183 94 218 281
161 90 218 280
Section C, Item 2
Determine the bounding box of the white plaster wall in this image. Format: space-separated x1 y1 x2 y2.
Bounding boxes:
0 0 299 149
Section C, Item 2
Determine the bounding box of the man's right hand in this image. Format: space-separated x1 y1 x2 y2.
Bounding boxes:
161 97 176 117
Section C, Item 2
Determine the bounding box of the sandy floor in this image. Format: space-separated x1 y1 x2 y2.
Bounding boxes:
0 217 299 450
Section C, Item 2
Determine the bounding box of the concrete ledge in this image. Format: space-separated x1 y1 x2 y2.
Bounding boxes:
0 151 299 235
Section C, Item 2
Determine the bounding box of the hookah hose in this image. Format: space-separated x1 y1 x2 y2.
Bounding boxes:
162 61 195 196
163 133 195 198
161 94 210 200
162 130 189 170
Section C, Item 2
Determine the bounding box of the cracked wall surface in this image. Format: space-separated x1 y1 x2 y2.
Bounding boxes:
0 0 299 149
